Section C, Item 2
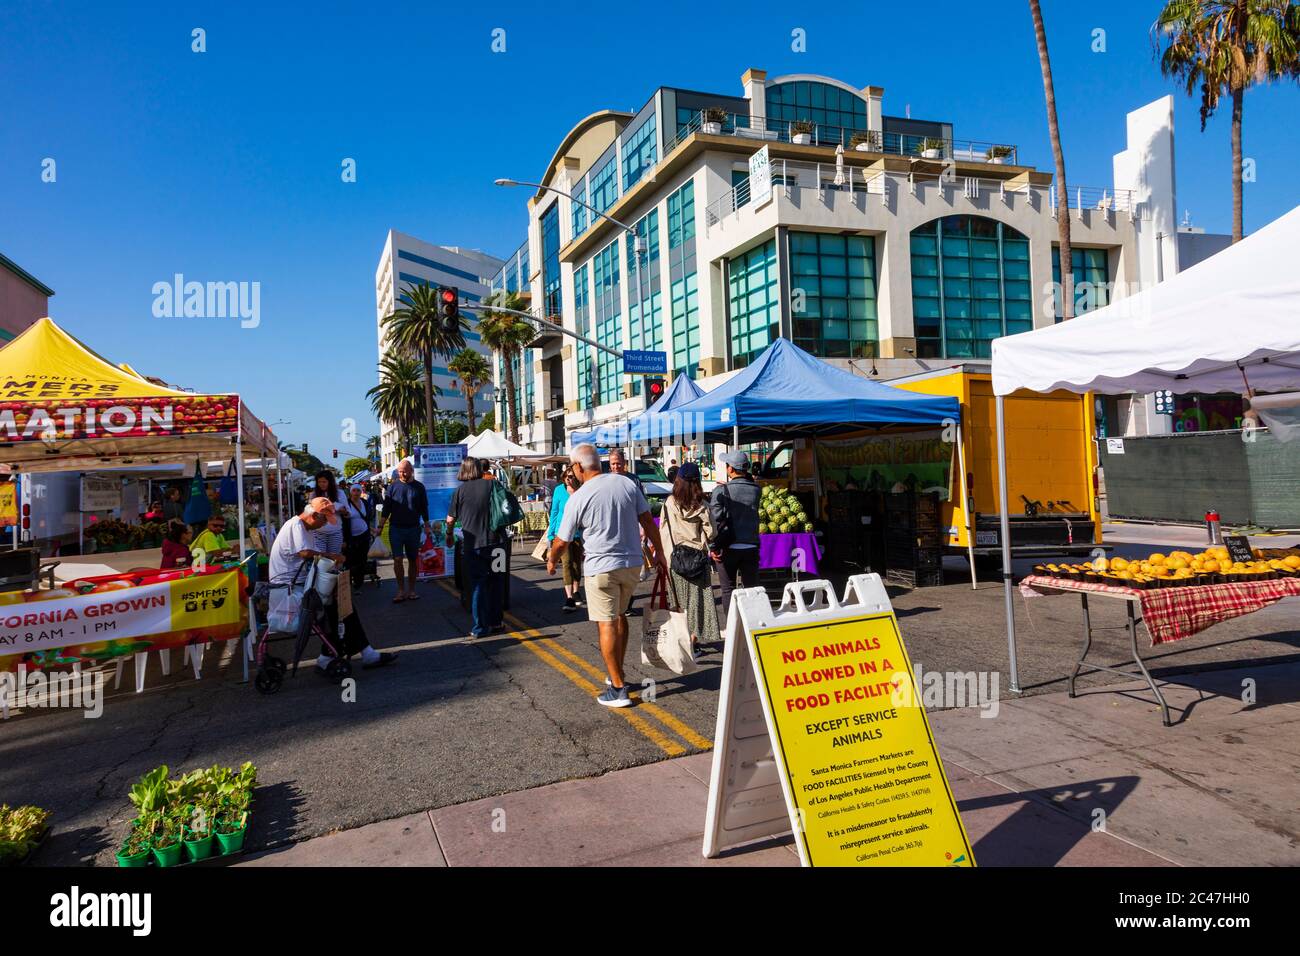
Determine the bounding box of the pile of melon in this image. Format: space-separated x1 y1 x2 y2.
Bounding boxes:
1036 547 1300 588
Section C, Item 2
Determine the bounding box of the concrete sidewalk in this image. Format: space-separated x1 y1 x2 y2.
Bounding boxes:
240 659 1300 867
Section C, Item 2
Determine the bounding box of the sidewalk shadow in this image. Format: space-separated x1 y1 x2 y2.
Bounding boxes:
248 780 307 852
960 775 1140 866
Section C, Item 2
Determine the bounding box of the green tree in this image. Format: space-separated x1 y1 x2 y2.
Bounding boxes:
283 445 328 475
382 281 468 440
366 352 427 460
1155 0 1300 241
477 408 496 434
1029 0 1074 319
343 457 372 478
448 347 492 433
477 290 535 444
364 434 381 466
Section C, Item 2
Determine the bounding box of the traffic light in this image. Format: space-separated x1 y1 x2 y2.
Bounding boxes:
332 449 338 460
437 286 460 334
644 376 665 410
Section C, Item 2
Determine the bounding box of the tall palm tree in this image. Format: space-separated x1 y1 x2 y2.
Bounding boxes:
364 434 382 466
381 281 468 440
1029 0 1075 319
1155 1 1300 242
447 347 492 433
477 290 536 444
366 352 429 460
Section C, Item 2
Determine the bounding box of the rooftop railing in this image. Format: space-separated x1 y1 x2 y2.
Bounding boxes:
665 109 1020 166
703 158 1138 227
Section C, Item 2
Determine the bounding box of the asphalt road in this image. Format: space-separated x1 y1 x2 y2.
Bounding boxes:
3 527 1296 866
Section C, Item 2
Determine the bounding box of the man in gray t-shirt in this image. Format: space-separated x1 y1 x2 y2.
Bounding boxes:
549 443 665 708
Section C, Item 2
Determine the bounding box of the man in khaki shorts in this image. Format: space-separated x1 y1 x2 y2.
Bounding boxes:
548 443 665 707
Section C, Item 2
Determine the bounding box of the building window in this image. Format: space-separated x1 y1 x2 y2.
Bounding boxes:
911 216 1031 359
541 204 562 318
622 115 657 192
728 239 779 369
1052 246 1109 320
667 181 699 377
518 246 530 293
589 153 619 218
574 264 594 410
571 179 588 240
626 208 662 395
592 239 622 406
765 81 867 143
789 232 878 358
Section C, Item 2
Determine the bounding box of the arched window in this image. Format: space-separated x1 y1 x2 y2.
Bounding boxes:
910 216 1032 358
766 81 867 139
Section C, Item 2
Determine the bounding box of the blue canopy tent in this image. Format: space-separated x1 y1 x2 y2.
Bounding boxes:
666 338 959 442
569 372 706 447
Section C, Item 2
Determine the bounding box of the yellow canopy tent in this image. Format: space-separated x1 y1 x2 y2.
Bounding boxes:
0 318 284 679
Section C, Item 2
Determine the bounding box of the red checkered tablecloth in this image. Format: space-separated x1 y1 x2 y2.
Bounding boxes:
1020 574 1300 645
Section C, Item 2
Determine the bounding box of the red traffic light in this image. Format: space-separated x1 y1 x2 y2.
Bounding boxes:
439 288 456 306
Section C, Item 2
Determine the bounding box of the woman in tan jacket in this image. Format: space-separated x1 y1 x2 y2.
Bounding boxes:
661 462 721 653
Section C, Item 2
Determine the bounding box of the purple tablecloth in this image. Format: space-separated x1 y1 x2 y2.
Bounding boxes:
758 532 822 575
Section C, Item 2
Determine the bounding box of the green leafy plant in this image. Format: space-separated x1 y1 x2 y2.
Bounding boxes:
151 813 182 849
850 130 881 150
986 144 1014 160
917 137 946 154
791 120 815 135
128 765 169 815
702 106 727 124
0 805 51 864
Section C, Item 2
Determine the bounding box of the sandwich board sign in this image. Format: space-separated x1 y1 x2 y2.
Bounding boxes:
703 574 974 866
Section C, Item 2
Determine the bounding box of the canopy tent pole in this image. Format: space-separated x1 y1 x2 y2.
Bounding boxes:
259 450 270 539
995 395 1020 693
955 419 977 590
235 431 250 684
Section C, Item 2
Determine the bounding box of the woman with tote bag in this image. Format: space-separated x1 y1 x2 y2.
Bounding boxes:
660 462 720 654
544 466 584 613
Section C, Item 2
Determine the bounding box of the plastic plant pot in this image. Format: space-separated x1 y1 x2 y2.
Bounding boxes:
184 832 215 862
216 824 246 855
116 844 151 867
151 841 183 867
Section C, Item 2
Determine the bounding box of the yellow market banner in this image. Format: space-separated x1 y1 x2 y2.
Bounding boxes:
0 483 15 528
747 609 974 867
0 568 246 670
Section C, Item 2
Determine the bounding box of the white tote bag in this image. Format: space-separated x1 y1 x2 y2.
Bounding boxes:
640 570 697 676
267 585 304 633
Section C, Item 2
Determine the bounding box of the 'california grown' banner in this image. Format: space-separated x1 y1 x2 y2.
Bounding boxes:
0 568 246 670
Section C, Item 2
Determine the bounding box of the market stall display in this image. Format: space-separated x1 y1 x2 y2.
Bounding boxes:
991 203 1300 693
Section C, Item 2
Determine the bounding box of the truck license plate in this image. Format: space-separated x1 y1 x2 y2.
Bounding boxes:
975 531 998 546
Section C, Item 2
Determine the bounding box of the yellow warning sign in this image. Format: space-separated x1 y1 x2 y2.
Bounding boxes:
747 611 974 867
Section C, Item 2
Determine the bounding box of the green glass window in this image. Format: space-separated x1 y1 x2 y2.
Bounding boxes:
540 203 562 318
911 216 1031 359
622 115 657 191
1052 246 1109 320
667 181 699 377
728 239 779 368
592 240 622 406
765 81 867 144
626 208 662 396
571 179 588 240
589 153 619 218
574 264 594 410
789 232 878 358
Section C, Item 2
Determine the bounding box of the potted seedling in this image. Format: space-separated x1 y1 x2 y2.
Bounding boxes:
850 130 880 153
115 820 151 868
791 120 815 145
918 137 945 160
0 804 52 866
149 811 184 867
183 801 216 862
986 144 1014 164
701 107 726 135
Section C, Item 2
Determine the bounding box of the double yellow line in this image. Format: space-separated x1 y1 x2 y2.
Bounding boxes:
435 580 712 757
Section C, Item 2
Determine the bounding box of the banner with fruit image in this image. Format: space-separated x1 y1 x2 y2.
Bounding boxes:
0 567 247 671
815 430 951 499
0 317 241 445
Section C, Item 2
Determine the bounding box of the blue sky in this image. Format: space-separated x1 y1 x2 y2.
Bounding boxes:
2 1 1296 462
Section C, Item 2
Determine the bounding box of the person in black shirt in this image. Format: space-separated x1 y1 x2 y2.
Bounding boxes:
445 457 507 639
375 460 431 603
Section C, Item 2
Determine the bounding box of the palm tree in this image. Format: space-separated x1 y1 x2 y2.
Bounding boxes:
1029 0 1075 319
364 434 381 467
477 290 536 444
381 281 468 440
448 347 492 433
366 352 429 460
1155 1 1300 242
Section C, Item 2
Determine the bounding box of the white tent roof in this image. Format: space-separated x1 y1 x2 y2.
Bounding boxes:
992 204 1300 397
464 430 540 460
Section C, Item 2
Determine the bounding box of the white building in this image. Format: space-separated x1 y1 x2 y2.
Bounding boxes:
374 230 503 468
488 71 1222 452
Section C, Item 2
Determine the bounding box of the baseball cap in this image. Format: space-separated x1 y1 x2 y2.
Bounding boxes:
720 450 750 472
304 496 339 524
677 461 701 481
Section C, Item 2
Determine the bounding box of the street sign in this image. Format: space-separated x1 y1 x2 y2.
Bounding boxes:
704 575 974 867
622 349 667 376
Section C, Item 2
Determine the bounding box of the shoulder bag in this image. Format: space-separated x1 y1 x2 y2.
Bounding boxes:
665 502 711 580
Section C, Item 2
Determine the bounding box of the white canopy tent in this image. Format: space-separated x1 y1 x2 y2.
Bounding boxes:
464 430 565 465
990 204 1300 691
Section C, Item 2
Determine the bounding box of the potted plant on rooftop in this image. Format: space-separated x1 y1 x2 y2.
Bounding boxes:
917 137 945 160
985 144 1014 164
791 120 815 145
850 130 881 153
701 107 726 135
